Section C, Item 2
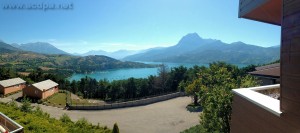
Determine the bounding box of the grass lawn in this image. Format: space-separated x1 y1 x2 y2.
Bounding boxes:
45 92 66 108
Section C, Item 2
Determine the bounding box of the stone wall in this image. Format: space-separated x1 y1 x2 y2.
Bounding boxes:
68 92 185 110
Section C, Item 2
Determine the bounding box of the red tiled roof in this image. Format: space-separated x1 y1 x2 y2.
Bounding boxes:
249 63 280 78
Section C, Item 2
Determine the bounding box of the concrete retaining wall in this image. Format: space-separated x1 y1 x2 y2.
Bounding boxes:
68 92 185 110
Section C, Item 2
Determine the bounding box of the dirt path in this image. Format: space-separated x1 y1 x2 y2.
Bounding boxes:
38 96 200 133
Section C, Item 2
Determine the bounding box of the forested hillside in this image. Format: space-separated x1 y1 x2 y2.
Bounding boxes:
0 41 153 75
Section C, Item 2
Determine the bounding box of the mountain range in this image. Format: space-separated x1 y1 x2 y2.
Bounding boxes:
0 41 152 74
123 33 280 64
3 41 143 59
1 32 280 65
11 42 69 55
0 41 21 53
81 49 141 59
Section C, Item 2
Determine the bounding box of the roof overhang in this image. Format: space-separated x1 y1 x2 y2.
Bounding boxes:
248 63 280 78
238 0 282 26
249 74 280 79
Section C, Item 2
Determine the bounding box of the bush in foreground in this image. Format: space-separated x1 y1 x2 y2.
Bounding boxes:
112 123 120 133
0 102 111 133
181 124 206 133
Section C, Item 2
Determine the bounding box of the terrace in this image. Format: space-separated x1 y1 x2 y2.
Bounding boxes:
232 84 281 116
0 112 23 133
231 0 300 132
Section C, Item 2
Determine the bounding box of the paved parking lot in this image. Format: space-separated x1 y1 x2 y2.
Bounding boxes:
39 96 200 133
0 95 199 133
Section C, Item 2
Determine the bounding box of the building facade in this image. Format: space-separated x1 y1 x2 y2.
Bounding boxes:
0 78 26 95
231 0 300 132
23 79 59 99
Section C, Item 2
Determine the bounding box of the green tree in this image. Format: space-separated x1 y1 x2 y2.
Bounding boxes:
125 78 137 99
0 67 17 80
167 66 188 92
185 79 203 105
147 75 156 95
156 64 169 93
97 79 109 100
186 62 258 133
138 79 149 97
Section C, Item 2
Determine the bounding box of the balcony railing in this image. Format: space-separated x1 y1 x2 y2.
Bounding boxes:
232 84 281 116
0 112 23 133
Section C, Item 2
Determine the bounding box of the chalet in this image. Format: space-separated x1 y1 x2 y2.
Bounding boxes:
23 79 59 99
0 78 26 95
249 63 280 85
231 0 300 132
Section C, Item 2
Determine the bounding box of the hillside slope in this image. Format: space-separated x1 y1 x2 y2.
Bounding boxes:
0 41 152 73
13 42 69 55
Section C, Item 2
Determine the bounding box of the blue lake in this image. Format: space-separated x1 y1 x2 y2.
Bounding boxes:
68 62 248 81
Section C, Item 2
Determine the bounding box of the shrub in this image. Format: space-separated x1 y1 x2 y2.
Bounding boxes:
112 123 120 133
75 118 90 128
60 113 72 123
7 100 18 109
181 124 206 133
20 97 33 112
0 102 112 133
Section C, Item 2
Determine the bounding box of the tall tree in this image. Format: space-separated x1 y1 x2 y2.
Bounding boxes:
196 62 259 133
156 64 169 93
167 66 187 92
185 79 203 105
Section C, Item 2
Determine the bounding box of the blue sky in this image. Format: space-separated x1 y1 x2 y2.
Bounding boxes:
0 0 280 53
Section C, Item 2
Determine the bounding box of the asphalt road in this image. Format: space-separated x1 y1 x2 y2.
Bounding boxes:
0 95 200 133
